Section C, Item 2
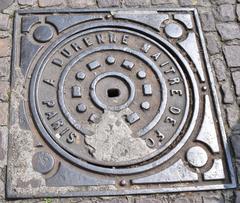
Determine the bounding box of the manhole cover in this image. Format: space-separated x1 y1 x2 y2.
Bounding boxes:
7 9 236 198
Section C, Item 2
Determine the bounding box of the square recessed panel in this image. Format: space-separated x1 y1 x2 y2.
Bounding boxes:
7 9 236 198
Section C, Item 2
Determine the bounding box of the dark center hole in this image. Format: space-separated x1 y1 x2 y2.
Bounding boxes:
107 88 120 98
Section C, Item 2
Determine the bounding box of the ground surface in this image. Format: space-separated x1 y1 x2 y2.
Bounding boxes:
0 0 240 202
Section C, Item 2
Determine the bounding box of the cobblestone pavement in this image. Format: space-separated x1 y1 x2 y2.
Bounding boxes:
0 0 240 202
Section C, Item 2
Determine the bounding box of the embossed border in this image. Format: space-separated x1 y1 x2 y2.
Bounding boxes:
7 8 236 199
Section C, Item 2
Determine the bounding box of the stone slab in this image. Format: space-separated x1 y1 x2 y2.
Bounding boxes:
217 23 240 41
223 45 240 67
0 0 14 12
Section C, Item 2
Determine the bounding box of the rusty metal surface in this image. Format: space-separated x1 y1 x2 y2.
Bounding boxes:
7 8 236 198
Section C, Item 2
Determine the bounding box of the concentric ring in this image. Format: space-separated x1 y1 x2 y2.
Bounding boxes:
90 71 135 111
57 45 168 137
29 21 199 174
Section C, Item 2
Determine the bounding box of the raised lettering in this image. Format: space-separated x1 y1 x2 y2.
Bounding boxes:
109 32 117 43
156 130 165 143
151 52 161 61
165 116 176 126
164 67 176 74
160 61 169 67
141 43 151 53
61 48 71 58
122 35 129 45
146 137 155 148
170 89 183 96
71 42 81 52
169 106 181 115
51 119 64 131
66 132 77 144
45 112 58 120
43 79 55 87
59 127 70 136
168 77 181 85
42 100 55 108
52 58 63 67
96 34 104 44
83 37 93 47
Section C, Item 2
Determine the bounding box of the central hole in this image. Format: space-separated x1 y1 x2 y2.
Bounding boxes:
107 88 120 98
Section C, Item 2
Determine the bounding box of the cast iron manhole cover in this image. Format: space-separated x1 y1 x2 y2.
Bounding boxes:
7 9 236 198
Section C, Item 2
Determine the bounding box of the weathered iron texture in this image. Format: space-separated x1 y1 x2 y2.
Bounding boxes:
7 8 236 198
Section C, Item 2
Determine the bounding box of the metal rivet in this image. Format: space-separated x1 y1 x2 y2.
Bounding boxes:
165 23 183 39
186 146 208 168
119 179 127 186
72 86 81 97
106 56 115 64
88 113 101 124
137 70 147 79
126 112 140 124
76 103 87 113
143 84 152 96
87 60 101 70
75 72 86 80
32 151 54 174
33 25 54 43
122 59 135 70
141 101 150 110
202 86 207 91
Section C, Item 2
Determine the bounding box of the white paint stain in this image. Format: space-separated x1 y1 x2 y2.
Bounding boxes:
85 109 154 163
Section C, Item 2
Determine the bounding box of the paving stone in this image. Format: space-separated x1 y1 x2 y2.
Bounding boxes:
232 70 240 97
173 198 192 203
0 126 8 167
220 82 234 104
203 196 224 203
0 0 14 12
216 23 240 41
18 0 37 6
212 58 227 82
237 4 240 21
234 190 240 203
0 103 8 126
231 129 240 160
76 201 92 203
0 57 10 81
200 11 216 31
223 45 240 68
0 14 9 31
125 0 151 7
200 0 212 6
0 81 9 102
97 0 120 7
237 97 240 106
38 0 64 7
152 0 178 5
211 0 236 5
67 0 96 8
224 192 234 203
179 0 194 6
226 106 239 128
105 199 128 203
0 168 5 199
179 0 210 6
0 38 11 57
214 4 236 22
135 198 163 203
205 33 220 55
